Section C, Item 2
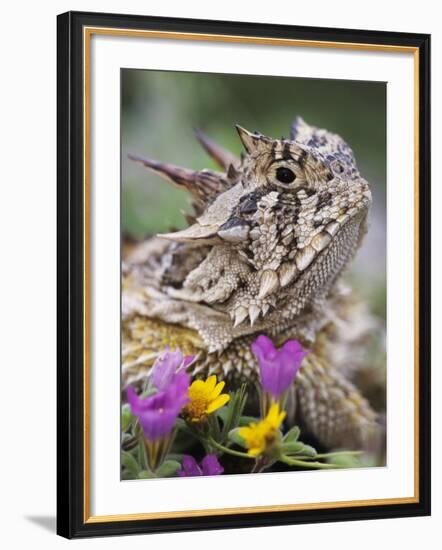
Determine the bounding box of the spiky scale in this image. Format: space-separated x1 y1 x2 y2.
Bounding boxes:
295 246 316 271
311 232 332 252
248 305 261 326
193 127 239 171
279 262 298 287
233 306 248 327
258 270 279 299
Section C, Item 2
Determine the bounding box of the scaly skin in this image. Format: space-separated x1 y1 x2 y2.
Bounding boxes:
122 117 384 453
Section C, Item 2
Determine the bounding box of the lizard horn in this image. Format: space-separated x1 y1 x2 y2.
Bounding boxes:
289 116 306 141
193 128 239 171
235 125 273 155
235 125 256 154
128 153 226 201
159 223 221 244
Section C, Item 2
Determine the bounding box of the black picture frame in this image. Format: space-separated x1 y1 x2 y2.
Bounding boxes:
57 10 431 539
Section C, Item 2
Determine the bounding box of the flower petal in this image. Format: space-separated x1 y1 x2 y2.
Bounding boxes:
206 393 230 414
252 334 277 361
248 447 262 457
126 386 152 416
201 454 224 476
167 370 190 400
188 379 207 400
127 367 189 441
150 349 183 391
177 455 202 477
281 339 303 354
208 380 225 401
182 355 195 368
253 335 309 399
138 405 179 441
204 375 217 393
266 403 286 429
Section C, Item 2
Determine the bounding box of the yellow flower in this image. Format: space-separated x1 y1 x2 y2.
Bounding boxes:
183 375 230 423
239 403 286 457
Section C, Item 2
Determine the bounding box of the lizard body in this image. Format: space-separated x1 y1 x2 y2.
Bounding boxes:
122 117 384 453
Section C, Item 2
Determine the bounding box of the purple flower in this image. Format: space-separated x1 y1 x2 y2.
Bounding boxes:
252 335 309 400
150 348 195 391
177 454 224 477
127 370 190 441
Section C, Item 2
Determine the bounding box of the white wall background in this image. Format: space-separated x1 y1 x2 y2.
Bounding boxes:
0 0 439 547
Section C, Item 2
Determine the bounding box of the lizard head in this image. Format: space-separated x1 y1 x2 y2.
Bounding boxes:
129 117 371 347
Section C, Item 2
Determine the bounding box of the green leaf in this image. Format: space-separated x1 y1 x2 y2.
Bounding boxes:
215 406 230 424
138 439 148 470
219 385 248 442
283 426 300 442
238 415 258 426
228 428 246 448
300 444 317 458
175 417 188 430
326 452 373 469
156 460 181 477
166 453 184 462
122 432 134 444
207 412 221 441
121 404 134 432
133 420 143 439
121 451 140 477
174 417 200 439
138 469 156 479
281 441 305 455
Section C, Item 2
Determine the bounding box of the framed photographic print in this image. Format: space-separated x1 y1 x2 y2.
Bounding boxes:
57 11 431 538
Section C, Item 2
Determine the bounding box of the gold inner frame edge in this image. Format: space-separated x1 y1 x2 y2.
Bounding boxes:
82 26 421 524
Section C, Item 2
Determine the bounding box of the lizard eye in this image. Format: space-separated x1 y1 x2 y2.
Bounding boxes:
276 167 296 184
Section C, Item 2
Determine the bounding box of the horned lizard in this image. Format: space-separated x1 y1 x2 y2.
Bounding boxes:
122 117 384 453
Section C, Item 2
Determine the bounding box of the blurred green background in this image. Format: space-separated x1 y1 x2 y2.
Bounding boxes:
121 70 386 319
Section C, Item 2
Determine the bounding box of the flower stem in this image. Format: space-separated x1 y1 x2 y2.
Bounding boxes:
251 456 272 473
207 437 253 459
313 451 363 459
279 455 338 469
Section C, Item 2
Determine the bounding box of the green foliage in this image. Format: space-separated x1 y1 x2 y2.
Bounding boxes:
121 451 141 479
227 428 246 447
156 460 181 477
298 445 317 458
280 441 305 455
138 470 156 479
216 384 248 443
283 426 301 443
121 404 134 432
121 391 368 478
